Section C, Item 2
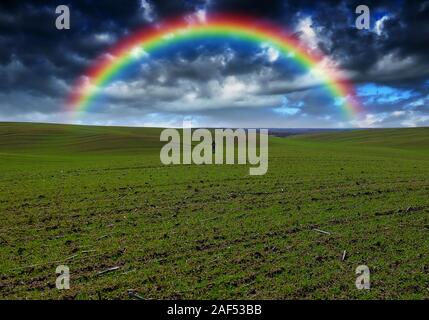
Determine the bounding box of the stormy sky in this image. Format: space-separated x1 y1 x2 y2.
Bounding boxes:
0 0 428 128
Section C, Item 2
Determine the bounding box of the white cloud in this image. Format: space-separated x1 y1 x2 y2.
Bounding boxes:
349 110 429 128
103 80 144 98
259 43 280 62
217 76 257 99
295 16 318 51
374 15 390 36
401 112 429 127
130 46 148 59
140 0 155 22
101 53 116 62
407 98 425 108
351 113 388 128
392 110 406 117
185 9 207 24
185 0 211 24
195 9 207 23
264 71 323 94
372 53 416 79
273 97 302 116
94 33 115 44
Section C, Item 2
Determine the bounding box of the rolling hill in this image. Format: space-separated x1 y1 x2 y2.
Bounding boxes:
0 123 428 299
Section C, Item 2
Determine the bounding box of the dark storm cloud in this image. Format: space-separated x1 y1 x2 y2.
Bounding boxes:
0 0 428 127
310 0 429 84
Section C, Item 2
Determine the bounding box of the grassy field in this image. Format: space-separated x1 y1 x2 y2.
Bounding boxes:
0 122 428 299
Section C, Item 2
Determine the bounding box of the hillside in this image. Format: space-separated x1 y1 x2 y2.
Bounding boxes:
0 123 428 300
1 123 427 155
292 127 429 150
0 122 163 155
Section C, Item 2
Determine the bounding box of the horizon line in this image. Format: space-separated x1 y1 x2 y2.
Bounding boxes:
0 120 427 130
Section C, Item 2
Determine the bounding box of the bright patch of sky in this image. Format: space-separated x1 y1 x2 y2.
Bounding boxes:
295 16 318 50
130 47 148 60
273 97 303 115
357 83 417 104
372 9 391 36
140 0 155 22
374 15 390 36
259 43 280 63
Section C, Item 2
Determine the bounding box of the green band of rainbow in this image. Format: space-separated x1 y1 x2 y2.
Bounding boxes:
65 14 362 119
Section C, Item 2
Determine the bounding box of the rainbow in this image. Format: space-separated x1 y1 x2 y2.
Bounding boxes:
65 14 362 119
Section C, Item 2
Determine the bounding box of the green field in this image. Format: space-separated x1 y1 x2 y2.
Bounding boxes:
0 122 428 299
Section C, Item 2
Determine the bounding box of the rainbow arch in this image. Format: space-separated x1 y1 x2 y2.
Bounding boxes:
65 14 362 120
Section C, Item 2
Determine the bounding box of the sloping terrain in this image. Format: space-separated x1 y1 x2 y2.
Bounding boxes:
0 123 428 299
